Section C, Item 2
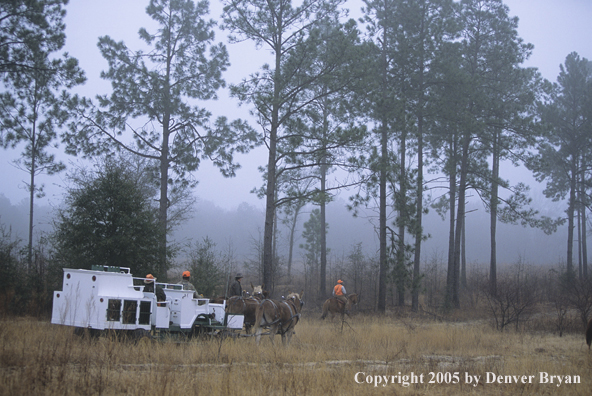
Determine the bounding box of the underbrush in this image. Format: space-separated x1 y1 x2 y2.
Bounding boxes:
1 313 590 395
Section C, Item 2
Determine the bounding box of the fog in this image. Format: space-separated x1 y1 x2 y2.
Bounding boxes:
0 187 569 276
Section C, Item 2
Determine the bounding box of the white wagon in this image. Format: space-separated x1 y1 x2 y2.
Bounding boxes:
51 266 244 338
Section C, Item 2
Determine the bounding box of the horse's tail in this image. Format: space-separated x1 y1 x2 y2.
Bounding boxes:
321 300 328 320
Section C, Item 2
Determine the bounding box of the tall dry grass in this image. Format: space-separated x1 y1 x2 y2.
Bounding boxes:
1 313 590 395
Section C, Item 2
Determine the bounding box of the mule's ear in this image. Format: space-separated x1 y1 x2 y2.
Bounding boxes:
300 290 304 299
251 282 254 289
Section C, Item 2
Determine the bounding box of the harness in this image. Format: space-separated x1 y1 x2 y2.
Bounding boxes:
227 296 247 311
259 299 280 326
228 295 258 312
260 297 301 335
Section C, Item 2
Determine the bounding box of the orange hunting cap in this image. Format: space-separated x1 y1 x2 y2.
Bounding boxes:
337 279 343 284
182 271 190 278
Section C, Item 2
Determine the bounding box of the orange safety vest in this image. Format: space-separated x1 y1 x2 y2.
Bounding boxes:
334 284 344 296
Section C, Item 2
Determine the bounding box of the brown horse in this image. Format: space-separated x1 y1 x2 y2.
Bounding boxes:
321 293 359 320
226 295 261 334
253 291 304 345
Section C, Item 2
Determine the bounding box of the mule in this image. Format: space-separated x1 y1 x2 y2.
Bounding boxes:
210 290 247 304
253 291 304 345
226 295 261 334
212 284 265 305
321 293 359 320
251 283 269 299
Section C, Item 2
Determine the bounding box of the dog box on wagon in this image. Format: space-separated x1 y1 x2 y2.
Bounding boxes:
51 266 242 338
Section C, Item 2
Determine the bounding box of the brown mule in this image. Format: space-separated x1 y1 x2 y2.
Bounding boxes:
251 283 269 299
226 295 262 334
253 291 304 345
321 293 359 320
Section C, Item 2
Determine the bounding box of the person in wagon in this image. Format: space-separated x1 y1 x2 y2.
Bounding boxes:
332 279 349 313
180 270 199 298
229 272 243 297
144 274 166 302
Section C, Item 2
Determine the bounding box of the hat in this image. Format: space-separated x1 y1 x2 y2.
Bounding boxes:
144 274 155 284
236 273 243 279
337 279 343 284
182 270 190 278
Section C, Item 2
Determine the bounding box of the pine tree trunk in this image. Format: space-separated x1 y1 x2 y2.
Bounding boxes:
452 134 470 309
397 128 407 307
489 129 499 295
28 122 37 271
377 15 389 313
159 116 170 281
320 105 328 297
378 117 388 313
566 157 577 274
263 43 283 295
445 137 457 309
412 118 423 311
582 161 588 278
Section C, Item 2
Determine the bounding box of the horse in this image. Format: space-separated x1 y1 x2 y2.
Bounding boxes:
252 291 304 345
225 295 262 334
321 293 359 320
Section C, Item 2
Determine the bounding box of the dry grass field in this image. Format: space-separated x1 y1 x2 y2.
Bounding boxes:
1 311 590 396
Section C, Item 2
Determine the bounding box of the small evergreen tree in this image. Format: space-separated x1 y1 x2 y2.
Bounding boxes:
53 155 165 277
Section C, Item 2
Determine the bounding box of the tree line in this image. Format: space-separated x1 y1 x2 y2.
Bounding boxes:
0 0 591 315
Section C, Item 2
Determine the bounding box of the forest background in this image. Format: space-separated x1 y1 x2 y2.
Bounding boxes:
0 0 591 319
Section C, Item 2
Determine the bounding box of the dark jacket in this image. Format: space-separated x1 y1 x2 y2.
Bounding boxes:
144 282 166 302
229 279 242 297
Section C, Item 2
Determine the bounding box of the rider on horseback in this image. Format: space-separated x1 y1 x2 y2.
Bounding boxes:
333 280 349 314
